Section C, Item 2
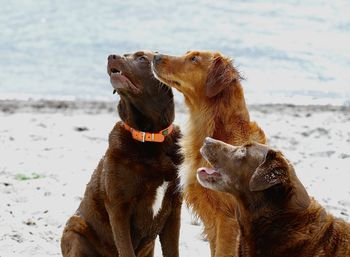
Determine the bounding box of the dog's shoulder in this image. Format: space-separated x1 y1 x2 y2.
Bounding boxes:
107 121 129 150
249 121 266 144
165 124 183 166
277 198 350 255
303 200 350 255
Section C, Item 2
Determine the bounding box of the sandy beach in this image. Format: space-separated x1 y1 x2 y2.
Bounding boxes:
1 99 350 257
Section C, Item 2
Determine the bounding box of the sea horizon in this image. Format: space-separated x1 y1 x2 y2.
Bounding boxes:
1 0 349 106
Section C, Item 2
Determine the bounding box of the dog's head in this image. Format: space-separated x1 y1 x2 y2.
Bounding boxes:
197 138 310 212
152 51 241 103
107 51 174 130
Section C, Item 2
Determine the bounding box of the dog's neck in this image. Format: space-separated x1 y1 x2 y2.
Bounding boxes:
117 97 174 133
236 184 315 257
189 82 251 143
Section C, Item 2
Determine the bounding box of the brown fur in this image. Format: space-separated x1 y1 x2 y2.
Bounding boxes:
198 138 350 257
152 51 266 256
61 51 183 257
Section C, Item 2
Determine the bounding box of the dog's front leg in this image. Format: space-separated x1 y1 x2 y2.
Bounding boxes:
159 194 182 257
214 214 239 257
106 202 135 257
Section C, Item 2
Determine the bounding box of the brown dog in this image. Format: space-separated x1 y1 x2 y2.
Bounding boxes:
198 137 350 257
152 51 266 256
61 51 183 257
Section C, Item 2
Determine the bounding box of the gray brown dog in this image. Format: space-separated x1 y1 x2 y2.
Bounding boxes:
61 51 182 257
197 137 350 257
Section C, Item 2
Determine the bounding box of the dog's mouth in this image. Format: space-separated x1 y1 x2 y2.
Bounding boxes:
110 68 121 75
108 67 141 95
197 167 221 177
197 167 222 186
152 66 181 88
197 141 225 185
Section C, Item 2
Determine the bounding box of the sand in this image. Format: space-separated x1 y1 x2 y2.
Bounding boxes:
0 99 350 257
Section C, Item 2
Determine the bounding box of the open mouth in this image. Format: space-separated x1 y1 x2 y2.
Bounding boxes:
197 143 223 183
109 68 123 94
110 68 121 75
197 167 222 184
197 167 221 177
108 66 141 95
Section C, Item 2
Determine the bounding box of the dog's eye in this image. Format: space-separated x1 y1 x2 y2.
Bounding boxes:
190 56 198 63
138 56 147 61
234 147 247 159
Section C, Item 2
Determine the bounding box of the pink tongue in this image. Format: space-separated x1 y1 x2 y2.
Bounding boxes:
197 167 218 175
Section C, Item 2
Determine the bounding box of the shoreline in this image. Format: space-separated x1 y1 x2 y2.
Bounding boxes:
1 99 350 114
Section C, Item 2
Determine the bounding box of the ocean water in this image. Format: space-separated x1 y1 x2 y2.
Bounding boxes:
0 0 349 105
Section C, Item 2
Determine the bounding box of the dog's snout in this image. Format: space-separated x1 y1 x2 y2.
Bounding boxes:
200 137 218 164
200 145 205 156
153 54 163 64
108 54 120 61
204 137 217 146
201 137 217 156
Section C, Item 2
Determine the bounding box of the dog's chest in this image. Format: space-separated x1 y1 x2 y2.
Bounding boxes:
134 180 169 218
151 181 169 217
131 181 171 241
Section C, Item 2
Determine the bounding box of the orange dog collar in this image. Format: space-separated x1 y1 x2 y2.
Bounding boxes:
123 122 173 143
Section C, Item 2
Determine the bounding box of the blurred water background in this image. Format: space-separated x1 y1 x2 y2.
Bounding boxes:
0 0 349 105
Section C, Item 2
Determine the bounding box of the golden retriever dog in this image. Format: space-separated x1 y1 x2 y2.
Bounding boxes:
198 137 350 257
152 51 266 256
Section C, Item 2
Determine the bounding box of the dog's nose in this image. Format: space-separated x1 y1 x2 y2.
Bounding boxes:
108 54 120 61
153 54 163 64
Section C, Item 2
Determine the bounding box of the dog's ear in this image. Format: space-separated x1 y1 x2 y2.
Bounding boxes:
205 56 238 98
249 150 289 192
